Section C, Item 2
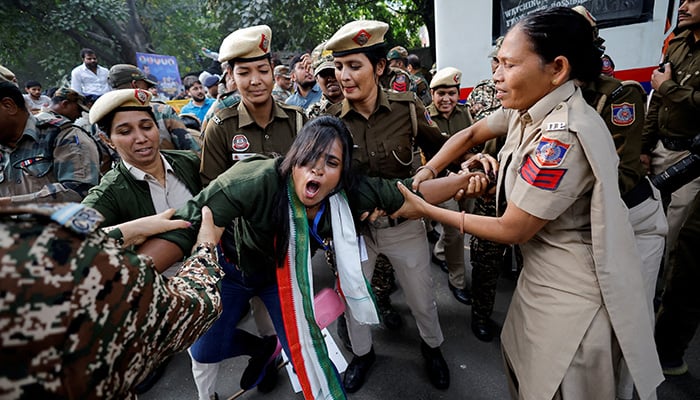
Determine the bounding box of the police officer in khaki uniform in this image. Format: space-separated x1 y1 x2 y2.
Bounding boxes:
201 25 304 184
325 20 450 393
426 67 474 305
409 8 663 400
643 0 700 378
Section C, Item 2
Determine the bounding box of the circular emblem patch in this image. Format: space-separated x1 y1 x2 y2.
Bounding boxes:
232 134 250 152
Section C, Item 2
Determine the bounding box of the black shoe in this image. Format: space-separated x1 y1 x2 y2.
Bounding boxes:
471 315 499 342
240 335 279 390
427 229 441 244
448 283 472 305
343 348 376 393
431 255 449 273
381 307 402 330
336 314 353 351
133 357 170 394
257 354 282 393
420 340 450 390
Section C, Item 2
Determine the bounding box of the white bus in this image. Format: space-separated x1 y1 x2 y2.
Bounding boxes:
434 0 678 99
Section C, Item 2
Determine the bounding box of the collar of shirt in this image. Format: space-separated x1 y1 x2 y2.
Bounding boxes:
339 85 392 118
520 80 575 128
237 99 290 128
123 153 173 183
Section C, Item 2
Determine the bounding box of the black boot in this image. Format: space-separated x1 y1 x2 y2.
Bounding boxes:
471 313 499 342
240 335 279 390
343 348 376 393
420 340 449 390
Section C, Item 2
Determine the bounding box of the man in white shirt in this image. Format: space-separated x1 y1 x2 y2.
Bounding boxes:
70 48 111 98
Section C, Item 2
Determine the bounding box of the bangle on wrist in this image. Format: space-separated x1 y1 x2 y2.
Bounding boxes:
459 211 466 235
416 165 438 178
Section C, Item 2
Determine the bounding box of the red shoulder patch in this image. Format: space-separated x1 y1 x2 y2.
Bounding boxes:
520 156 566 190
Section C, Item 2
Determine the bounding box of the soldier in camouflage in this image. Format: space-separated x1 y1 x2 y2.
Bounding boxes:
271 64 293 103
0 202 224 399
306 41 344 119
386 46 430 105
464 36 523 342
0 82 100 205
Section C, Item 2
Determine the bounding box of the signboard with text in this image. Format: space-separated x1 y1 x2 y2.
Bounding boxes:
136 52 183 99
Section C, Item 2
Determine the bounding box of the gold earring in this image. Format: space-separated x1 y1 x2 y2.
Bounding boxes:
552 79 558 85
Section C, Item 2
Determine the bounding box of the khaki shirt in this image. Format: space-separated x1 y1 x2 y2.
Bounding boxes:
200 99 303 184
581 75 647 195
643 30 700 152
326 88 446 179
487 81 662 400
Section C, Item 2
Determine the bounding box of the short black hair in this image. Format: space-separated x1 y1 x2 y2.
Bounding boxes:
24 80 41 89
182 75 200 90
80 48 96 59
407 54 421 69
0 81 27 110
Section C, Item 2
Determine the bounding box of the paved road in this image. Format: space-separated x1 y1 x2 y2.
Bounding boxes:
142 236 700 400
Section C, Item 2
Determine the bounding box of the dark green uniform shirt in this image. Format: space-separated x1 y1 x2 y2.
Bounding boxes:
643 30 700 153
582 75 647 195
81 150 202 226
160 156 413 280
200 99 304 184
326 87 446 179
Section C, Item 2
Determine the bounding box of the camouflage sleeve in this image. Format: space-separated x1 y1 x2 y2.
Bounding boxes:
0 220 223 398
161 105 202 153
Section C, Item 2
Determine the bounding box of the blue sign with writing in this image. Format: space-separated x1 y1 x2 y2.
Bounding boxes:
136 52 183 99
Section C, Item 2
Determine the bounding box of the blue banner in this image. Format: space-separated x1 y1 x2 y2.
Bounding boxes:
136 52 183 99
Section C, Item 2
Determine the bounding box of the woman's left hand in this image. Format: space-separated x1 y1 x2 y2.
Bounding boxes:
390 181 430 220
461 152 499 178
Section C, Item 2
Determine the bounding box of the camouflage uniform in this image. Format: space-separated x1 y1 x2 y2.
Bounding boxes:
0 114 100 203
151 102 201 152
272 84 292 104
0 202 223 399
465 79 523 322
305 94 337 119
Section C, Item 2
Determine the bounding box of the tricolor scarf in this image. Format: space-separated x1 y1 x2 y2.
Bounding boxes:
277 179 379 400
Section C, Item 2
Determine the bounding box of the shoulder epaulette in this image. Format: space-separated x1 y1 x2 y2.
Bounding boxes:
36 113 72 129
212 105 239 125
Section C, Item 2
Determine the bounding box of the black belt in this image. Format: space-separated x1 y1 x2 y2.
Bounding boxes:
622 178 653 208
660 136 693 152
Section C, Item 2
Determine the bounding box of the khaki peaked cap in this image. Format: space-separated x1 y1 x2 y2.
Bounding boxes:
326 20 388 57
218 25 272 63
89 89 152 125
430 67 462 89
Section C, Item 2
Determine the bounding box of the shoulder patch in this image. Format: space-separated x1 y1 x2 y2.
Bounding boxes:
424 109 433 125
535 137 570 167
520 156 567 191
611 102 635 126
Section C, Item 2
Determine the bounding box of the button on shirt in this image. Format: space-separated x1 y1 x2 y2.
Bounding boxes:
123 155 192 213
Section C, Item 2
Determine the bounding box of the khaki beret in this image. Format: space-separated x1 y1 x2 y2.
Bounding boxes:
311 42 334 76
326 20 389 57
53 88 90 112
218 25 272 63
0 64 17 85
274 65 291 78
109 64 157 88
430 67 462 89
89 89 152 125
387 46 408 61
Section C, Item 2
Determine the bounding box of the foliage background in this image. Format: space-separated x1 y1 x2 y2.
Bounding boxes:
0 0 433 88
